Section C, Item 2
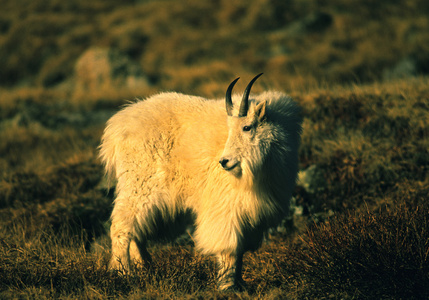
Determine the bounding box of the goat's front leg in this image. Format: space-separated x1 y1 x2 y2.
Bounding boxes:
216 252 245 291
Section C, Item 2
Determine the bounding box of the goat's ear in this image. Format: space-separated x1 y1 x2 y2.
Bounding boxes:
255 101 266 122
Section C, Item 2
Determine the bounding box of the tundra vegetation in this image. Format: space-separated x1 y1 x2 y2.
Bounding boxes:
0 0 428 299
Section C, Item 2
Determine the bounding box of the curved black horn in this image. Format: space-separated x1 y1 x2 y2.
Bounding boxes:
238 73 263 117
225 77 240 116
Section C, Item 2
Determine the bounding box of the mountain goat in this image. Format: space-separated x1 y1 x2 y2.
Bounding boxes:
99 74 302 291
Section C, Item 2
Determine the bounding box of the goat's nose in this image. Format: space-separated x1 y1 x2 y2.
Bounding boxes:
219 158 229 168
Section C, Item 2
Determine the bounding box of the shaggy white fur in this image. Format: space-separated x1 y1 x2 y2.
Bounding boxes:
99 78 302 291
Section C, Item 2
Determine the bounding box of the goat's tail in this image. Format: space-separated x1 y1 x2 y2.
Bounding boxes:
98 121 119 185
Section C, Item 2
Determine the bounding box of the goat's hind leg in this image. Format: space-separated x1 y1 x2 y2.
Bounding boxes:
110 223 152 273
109 206 154 272
130 238 152 267
109 214 133 273
109 191 149 273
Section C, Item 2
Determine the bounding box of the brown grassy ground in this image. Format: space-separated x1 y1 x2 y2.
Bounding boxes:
0 0 428 299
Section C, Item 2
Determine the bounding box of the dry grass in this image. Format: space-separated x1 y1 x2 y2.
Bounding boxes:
1 0 429 91
1 77 427 299
0 0 428 298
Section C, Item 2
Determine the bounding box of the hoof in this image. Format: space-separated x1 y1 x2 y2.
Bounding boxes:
109 259 130 275
218 280 247 292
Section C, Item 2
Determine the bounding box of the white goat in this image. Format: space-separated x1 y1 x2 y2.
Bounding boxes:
99 74 302 291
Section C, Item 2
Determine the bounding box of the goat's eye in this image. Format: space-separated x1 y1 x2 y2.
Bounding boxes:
242 125 252 132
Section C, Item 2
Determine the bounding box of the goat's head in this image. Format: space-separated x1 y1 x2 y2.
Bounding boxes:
219 73 270 180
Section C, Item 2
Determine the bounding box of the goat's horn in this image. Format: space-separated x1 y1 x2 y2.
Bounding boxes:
239 73 263 117
226 77 240 116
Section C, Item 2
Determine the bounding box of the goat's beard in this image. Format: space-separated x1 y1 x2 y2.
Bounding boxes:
230 159 257 191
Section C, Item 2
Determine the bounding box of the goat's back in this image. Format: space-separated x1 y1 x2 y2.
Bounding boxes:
99 92 228 183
